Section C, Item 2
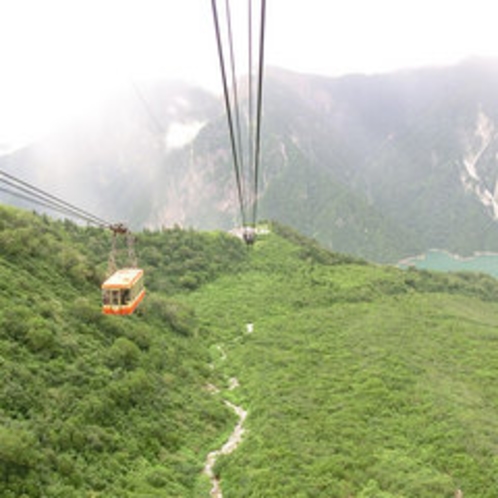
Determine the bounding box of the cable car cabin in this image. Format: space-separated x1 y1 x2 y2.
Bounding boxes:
102 268 145 315
243 227 256 245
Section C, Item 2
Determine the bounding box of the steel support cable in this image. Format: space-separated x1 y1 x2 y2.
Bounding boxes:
224 0 247 208
0 186 103 224
247 0 255 225
0 170 112 228
211 0 247 227
0 177 109 228
131 79 166 136
251 0 266 226
0 174 136 274
0 169 110 226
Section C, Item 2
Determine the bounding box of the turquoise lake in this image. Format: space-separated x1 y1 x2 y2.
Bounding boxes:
398 250 498 279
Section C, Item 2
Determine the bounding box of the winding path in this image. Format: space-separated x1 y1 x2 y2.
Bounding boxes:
204 324 252 497
203 396 247 498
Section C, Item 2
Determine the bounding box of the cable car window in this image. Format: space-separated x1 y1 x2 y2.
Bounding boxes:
102 290 110 305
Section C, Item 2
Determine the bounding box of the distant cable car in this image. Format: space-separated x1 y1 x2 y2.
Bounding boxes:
243 226 256 245
102 224 145 315
102 268 145 315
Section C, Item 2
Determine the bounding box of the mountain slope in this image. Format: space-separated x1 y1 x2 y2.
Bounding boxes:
0 204 247 497
6 59 498 261
256 60 498 260
188 223 498 497
2 206 498 496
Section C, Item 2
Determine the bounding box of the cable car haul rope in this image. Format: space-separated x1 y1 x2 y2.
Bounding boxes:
0 169 145 315
211 0 267 244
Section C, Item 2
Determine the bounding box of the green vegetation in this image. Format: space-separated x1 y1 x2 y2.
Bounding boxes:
2 205 498 496
0 205 246 497
189 224 498 497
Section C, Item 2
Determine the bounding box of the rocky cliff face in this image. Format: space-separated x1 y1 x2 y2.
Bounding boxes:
461 110 498 218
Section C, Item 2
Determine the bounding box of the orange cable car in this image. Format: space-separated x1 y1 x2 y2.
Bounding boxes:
102 267 145 315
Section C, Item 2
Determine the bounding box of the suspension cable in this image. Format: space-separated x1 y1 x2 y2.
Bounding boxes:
225 0 247 204
247 0 255 224
211 0 266 232
211 0 248 227
0 169 112 228
251 0 266 227
0 169 139 272
0 185 101 223
131 79 166 136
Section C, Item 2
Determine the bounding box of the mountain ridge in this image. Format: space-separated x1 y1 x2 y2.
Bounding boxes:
4 58 498 261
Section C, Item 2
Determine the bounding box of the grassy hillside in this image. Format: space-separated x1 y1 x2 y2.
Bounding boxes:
0 205 247 497
2 206 498 496
188 223 498 497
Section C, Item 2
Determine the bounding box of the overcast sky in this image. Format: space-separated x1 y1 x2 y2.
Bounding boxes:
1 0 498 147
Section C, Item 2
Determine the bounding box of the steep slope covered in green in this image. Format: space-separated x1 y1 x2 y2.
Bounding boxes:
3 206 498 497
188 223 498 497
0 205 247 497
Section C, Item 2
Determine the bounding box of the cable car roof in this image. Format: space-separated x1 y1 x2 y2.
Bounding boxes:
102 268 143 289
